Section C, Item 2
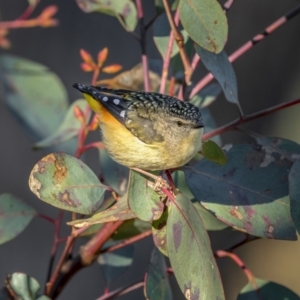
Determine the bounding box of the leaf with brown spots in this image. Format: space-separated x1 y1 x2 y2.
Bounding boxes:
179 0 228 53
184 143 297 240
152 208 169 256
167 194 224 300
76 0 137 32
29 153 106 214
68 194 136 228
0 193 36 245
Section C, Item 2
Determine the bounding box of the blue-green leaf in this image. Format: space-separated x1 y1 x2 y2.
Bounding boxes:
0 193 36 245
237 277 300 300
0 54 76 153
145 247 172 300
185 143 297 240
195 46 238 106
167 194 225 300
98 245 134 285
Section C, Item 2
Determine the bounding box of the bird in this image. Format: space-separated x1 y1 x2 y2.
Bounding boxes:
73 84 205 171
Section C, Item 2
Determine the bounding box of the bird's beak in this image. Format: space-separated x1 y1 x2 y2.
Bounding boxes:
194 119 205 128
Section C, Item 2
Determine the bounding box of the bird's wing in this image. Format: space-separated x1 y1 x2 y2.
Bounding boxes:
73 84 164 144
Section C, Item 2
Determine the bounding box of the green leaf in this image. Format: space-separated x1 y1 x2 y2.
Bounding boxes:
190 82 222 109
98 245 134 285
152 208 168 256
0 54 76 154
145 247 172 300
127 170 164 222
34 100 91 149
112 218 151 240
167 194 225 300
76 0 137 32
69 194 136 228
179 0 227 53
185 143 297 240
252 134 300 162
173 170 228 231
201 140 227 165
237 277 300 300
36 296 51 300
0 193 36 245
289 160 300 234
7 273 40 300
195 46 238 106
99 148 129 196
29 153 106 214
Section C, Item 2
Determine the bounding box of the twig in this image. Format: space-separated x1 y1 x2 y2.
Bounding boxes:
45 211 64 290
100 230 152 254
159 10 179 94
47 221 123 299
16 2 38 21
203 97 300 141
216 250 262 299
223 0 236 12
190 4 300 98
96 281 144 300
162 0 192 86
135 0 150 91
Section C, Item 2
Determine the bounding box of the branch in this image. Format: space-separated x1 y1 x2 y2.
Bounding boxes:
48 220 124 299
216 251 261 299
203 97 300 140
159 10 179 94
0 6 58 30
135 0 150 92
190 4 300 98
96 281 144 300
162 0 192 86
100 230 152 254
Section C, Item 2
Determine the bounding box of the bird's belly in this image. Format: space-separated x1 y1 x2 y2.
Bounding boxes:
102 127 201 171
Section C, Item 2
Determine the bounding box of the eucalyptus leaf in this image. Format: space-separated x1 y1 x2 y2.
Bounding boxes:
0 54 76 154
0 193 36 245
185 143 297 240
76 0 137 31
98 245 134 285
34 99 91 149
237 277 300 300
29 153 106 214
69 194 136 228
145 247 172 300
179 0 227 53
190 82 222 109
167 194 225 300
127 170 164 222
195 46 239 106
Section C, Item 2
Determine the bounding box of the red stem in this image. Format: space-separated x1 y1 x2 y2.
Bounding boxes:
135 0 150 92
203 98 300 141
159 10 180 94
216 250 262 299
190 5 300 98
100 230 152 254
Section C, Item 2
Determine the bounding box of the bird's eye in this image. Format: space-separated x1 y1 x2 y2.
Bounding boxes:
177 121 183 127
